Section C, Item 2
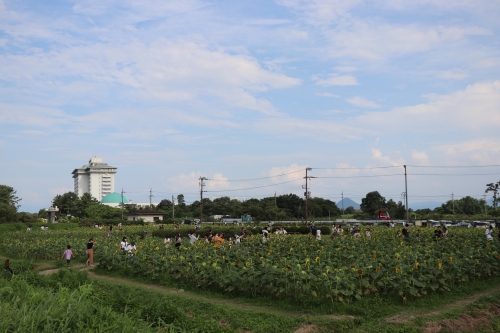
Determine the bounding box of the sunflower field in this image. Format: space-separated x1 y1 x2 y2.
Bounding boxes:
2 226 500 303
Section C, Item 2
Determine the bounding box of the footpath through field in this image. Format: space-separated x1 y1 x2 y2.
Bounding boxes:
34 263 354 321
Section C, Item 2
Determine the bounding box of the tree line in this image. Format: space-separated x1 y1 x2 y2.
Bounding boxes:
1 180 500 224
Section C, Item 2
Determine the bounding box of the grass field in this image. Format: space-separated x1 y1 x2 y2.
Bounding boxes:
2 223 500 332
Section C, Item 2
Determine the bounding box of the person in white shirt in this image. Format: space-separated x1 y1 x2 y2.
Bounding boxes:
262 233 268 243
163 235 172 244
316 229 321 241
126 242 137 254
262 228 269 236
188 232 199 245
486 226 493 241
120 237 128 252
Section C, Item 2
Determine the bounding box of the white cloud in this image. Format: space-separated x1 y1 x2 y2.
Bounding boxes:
354 80 500 133
326 23 489 61
334 66 357 72
371 148 405 167
253 117 363 142
313 74 358 86
346 96 380 108
0 40 301 115
167 172 231 194
265 164 307 183
411 150 429 164
315 92 340 98
435 139 500 164
436 70 467 80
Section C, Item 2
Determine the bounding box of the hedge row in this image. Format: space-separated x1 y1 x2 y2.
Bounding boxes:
147 225 331 240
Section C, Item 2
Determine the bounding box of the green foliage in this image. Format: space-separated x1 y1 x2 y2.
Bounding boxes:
0 202 17 224
360 191 386 216
0 184 21 208
344 206 356 214
85 203 122 220
436 196 486 215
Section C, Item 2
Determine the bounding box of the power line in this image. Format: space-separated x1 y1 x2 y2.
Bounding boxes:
205 179 303 193
312 166 403 170
206 169 304 182
407 164 500 168
315 174 402 179
410 173 500 176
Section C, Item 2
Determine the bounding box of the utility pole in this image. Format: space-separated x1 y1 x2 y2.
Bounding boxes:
172 195 175 220
341 191 344 216
452 192 454 215
484 194 487 215
274 191 277 207
302 168 315 224
121 188 124 220
404 165 409 226
199 177 207 223
149 188 152 208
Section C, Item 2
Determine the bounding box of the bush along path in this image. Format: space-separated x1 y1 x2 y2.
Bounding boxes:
34 263 355 321
32 262 500 333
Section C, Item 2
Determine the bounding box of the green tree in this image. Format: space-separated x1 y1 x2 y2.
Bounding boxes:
86 204 123 220
52 192 78 215
157 199 172 211
38 208 47 218
0 185 21 209
74 193 99 218
177 194 185 207
0 203 17 223
485 181 500 209
344 206 355 214
0 185 21 223
360 191 386 216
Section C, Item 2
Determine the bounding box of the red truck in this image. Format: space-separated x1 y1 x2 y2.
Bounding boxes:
377 210 390 220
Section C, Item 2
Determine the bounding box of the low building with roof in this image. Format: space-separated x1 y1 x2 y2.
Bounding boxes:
127 210 164 223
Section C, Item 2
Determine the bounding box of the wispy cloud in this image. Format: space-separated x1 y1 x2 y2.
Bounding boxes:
313 74 358 86
346 96 380 108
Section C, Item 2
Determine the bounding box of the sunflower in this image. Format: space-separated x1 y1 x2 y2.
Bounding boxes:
358 269 363 276
350 264 356 269
438 262 443 269
395 267 400 273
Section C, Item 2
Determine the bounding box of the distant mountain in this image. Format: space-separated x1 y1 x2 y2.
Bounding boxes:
409 201 443 210
337 198 360 210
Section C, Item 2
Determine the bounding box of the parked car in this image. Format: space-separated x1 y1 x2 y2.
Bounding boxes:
456 222 471 228
181 219 193 224
473 221 490 228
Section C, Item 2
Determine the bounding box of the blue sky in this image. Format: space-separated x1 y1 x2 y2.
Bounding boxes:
1 0 500 212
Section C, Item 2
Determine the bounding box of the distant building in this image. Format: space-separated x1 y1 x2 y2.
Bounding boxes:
101 192 128 207
72 157 117 202
101 193 159 208
127 210 164 223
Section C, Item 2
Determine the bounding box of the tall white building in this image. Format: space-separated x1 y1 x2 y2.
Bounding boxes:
72 157 117 202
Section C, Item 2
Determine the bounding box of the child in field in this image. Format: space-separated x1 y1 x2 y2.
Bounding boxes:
62 245 73 267
4 259 13 274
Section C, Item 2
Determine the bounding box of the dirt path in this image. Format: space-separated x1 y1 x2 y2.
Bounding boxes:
385 284 500 324
36 265 354 321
